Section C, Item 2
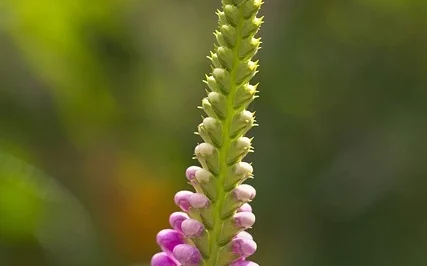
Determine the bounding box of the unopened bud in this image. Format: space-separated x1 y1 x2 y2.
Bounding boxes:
220 24 237 47
235 60 258 86
234 83 257 109
151 252 178 266
208 92 227 119
195 143 219 174
169 212 190 233
224 4 239 26
227 137 252 165
156 229 184 254
212 68 231 94
173 244 202 266
230 110 254 138
174 190 193 211
203 117 223 147
243 0 263 19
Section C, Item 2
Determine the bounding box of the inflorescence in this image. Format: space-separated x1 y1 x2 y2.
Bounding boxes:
151 0 263 265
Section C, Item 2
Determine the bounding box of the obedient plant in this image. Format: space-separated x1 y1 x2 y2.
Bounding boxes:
151 0 263 265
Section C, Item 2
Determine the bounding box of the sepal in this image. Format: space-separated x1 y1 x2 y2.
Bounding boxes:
227 137 252 165
208 92 227 119
181 219 210 257
234 83 258 109
241 16 263 38
212 68 231 94
219 212 256 245
195 143 219 175
217 46 234 70
230 110 255 138
235 60 258 86
224 4 239 26
224 162 254 190
242 0 263 19
195 168 218 201
221 184 256 218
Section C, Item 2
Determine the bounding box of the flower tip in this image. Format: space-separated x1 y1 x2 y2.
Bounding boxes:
156 229 184 254
173 244 202 266
174 190 193 211
237 203 253 213
169 212 190 232
151 252 177 266
234 184 256 202
232 238 257 257
186 166 202 181
234 212 256 229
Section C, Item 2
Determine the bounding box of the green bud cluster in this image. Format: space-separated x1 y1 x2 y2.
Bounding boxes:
196 0 263 265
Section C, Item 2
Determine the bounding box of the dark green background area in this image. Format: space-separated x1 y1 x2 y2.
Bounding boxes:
1 0 426 265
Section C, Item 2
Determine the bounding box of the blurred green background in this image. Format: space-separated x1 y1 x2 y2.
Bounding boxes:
1 0 427 265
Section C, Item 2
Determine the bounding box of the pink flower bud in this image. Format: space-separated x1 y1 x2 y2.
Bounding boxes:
235 231 253 240
169 212 189 232
156 229 184 254
189 193 210 209
181 219 205 237
151 252 178 266
234 212 256 229
174 190 193 211
232 238 257 257
173 244 202 266
234 184 256 202
237 203 252 213
186 166 202 181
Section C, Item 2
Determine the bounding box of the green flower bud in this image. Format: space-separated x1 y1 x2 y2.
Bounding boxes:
239 37 261 61
213 68 231 94
214 30 227 47
241 16 263 38
234 83 258 109
224 4 239 26
202 98 218 119
195 143 220 175
205 75 220 92
217 46 234 70
224 161 254 190
209 51 222 68
203 117 223 147
230 110 255 138
198 123 212 145
217 10 227 25
220 24 237 47
227 137 252 165
195 169 218 202
235 60 259 86
208 92 227 119
243 0 263 19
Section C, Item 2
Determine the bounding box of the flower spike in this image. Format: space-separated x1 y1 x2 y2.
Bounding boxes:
152 0 264 264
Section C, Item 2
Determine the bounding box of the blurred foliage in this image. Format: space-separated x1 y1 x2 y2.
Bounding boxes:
0 0 427 265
